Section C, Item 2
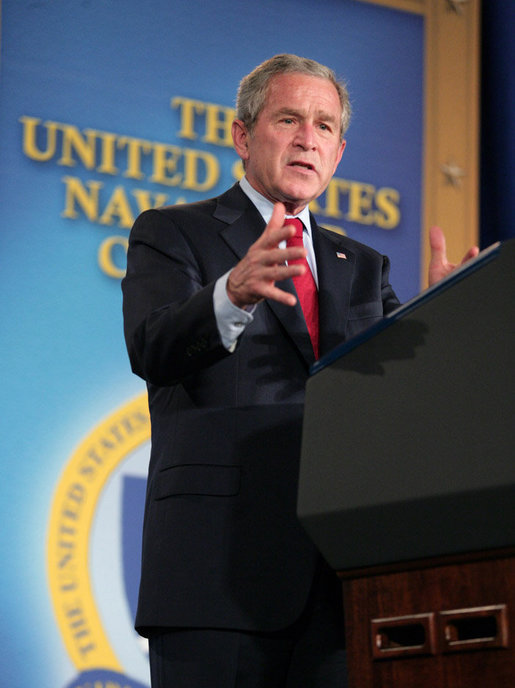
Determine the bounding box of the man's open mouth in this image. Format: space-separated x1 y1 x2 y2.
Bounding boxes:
289 161 315 171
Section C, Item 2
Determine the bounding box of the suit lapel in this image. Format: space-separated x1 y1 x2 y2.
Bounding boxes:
215 184 266 258
271 276 316 365
312 220 355 356
214 185 315 366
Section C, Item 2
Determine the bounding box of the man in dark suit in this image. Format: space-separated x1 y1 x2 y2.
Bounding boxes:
122 54 477 687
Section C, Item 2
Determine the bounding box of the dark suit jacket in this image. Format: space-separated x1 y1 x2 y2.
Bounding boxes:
122 183 400 636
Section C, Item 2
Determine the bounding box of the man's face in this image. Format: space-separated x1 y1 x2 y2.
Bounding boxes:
233 72 346 215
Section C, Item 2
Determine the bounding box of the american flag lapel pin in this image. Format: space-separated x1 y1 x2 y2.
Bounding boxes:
336 251 347 260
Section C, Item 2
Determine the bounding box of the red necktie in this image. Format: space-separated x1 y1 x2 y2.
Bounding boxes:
285 218 319 359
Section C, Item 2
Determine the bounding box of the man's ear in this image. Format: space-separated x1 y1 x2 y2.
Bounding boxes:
332 139 346 174
232 119 250 161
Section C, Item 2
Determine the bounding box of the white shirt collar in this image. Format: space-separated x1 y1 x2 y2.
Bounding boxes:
239 176 313 236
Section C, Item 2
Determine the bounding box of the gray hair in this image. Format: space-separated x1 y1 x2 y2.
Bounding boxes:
236 54 351 141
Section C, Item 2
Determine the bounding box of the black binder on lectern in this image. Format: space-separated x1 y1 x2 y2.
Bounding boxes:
297 239 515 571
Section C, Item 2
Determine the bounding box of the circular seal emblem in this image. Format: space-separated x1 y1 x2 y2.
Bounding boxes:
47 393 151 688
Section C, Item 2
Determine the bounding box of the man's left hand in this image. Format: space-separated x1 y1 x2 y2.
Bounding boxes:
428 226 479 287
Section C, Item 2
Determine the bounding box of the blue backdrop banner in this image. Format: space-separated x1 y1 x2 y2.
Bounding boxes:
0 1 424 685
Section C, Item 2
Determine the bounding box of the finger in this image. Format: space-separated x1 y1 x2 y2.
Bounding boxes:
270 262 307 279
429 226 447 265
263 284 298 307
460 246 479 264
258 203 297 249
268 202 286 231
242 262 306 284
259 245 307 266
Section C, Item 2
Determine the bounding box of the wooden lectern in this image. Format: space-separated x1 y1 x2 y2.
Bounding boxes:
297 240 515 687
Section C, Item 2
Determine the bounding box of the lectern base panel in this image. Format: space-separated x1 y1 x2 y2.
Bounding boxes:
340 551 514 688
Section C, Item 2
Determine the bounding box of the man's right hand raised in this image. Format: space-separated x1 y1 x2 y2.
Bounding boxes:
226 202 307 309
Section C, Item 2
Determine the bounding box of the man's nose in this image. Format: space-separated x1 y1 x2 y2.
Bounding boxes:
294 122 316 149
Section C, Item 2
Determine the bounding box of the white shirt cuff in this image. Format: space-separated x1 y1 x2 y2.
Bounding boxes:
213 271 254 352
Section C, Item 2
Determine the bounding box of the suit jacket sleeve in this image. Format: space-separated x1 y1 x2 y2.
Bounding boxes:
122 207 230 386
